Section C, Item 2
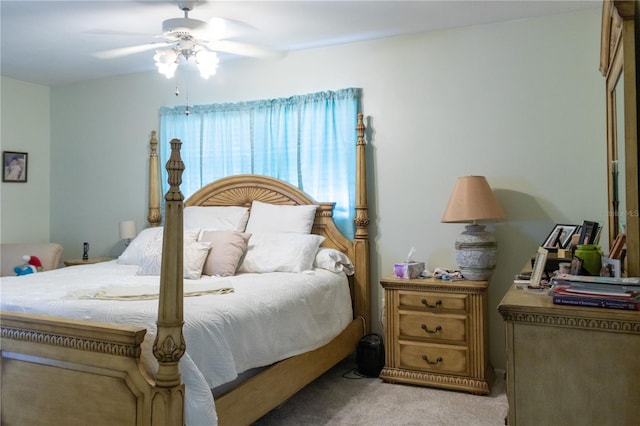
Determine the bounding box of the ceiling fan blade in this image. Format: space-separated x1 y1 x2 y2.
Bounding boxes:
200 16 255 40
203 40 284 59
93 41 172 59
84 29 156 37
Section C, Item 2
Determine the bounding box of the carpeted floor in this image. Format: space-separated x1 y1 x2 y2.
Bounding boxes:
252 357 508 425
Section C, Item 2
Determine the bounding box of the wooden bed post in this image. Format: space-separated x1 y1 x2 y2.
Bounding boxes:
353 113 371 332
152 138 186 424
148 130 162 227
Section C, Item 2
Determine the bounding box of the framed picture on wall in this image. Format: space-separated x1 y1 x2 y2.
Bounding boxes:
2 151 28 183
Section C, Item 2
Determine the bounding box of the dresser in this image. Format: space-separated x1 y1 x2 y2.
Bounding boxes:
498 283 640 425
379 277 493 394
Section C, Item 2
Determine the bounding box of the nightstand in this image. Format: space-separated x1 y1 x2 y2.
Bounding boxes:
379 277 493 394
63 257 115 266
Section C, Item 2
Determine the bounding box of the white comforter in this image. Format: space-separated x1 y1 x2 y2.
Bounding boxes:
0 261 353 425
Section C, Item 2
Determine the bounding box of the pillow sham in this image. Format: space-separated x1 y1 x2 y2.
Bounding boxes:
238 232 325 273
184 206 250 232
199 231 251 277
245 200 318 234
117 227 201 266
137 241 211 280
117 226 164 265
314 248 355 275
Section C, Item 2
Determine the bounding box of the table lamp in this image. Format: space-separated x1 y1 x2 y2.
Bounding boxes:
441 176 506 281
119 220 137 247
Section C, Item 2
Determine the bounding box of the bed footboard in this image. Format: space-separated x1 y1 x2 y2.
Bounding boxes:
0 311 184 426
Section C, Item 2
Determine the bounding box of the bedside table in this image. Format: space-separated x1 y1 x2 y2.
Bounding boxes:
64 257 115 266
379 277 493 394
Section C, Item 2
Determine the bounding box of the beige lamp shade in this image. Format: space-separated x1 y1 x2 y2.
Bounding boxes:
441 176 506 223
119 220 137 240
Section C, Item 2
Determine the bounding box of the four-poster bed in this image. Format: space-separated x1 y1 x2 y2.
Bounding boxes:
0 114 370 425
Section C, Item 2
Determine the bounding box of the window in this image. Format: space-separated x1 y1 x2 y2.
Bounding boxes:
159 88 361 238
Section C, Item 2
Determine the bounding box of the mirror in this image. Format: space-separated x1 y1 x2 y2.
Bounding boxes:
609 66 625 240
601 0 639 276
615 72 627 236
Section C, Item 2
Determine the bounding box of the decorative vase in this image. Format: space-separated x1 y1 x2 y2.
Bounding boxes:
574 244 602 276
454 224 497 281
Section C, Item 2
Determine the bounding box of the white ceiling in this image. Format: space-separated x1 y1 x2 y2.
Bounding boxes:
1 0 601 86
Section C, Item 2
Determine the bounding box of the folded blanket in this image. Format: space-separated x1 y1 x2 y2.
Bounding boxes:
68 280 234 301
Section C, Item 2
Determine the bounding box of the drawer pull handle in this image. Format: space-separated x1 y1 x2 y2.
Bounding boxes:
421 324 442 334
421 299 442 308
421 355 443 365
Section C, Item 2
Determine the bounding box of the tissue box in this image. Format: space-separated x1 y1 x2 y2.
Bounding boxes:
394 262 425 279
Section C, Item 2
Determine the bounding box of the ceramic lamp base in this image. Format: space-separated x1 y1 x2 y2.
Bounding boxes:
454 224 497 281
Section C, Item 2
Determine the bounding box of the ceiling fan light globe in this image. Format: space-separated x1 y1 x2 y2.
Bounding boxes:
154 49 178 65
195 50 219 66
155 60 178 79
198 63 218 79
195 50 219 79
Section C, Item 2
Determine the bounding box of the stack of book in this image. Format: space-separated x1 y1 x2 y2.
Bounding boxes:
551 274 640 311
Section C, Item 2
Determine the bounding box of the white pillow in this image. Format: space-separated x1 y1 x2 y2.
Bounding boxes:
117 227 164 265
137 241 211 280
184 206 249 232
238 233 325 273
245 201 318 234
117 227 201 266
314 248 355 275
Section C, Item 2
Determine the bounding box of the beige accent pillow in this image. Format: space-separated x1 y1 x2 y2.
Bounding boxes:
199 231 252 277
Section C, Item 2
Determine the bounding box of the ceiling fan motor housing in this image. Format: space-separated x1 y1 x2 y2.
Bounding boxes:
163 17 207 36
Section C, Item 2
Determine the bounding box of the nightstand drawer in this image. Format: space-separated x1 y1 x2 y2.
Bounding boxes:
399 312 467 343
399 291 468 312
399 342 469 376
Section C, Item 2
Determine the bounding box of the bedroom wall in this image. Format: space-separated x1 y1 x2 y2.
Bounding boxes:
3 8 604 371
0 77 51 243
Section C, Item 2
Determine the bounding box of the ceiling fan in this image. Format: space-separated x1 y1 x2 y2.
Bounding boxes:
93 1 282 78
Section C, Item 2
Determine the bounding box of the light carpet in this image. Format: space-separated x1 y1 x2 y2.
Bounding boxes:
252 357 508 425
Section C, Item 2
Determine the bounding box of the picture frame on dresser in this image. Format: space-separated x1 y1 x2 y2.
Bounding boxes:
577 220 599 245
609 232 626 259
530 247 548 288
601 256 622 278
542 224 578 249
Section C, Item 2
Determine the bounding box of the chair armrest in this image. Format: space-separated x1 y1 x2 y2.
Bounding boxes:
1 243 64 276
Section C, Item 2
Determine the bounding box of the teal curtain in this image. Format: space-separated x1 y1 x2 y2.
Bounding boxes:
159 88 361 238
